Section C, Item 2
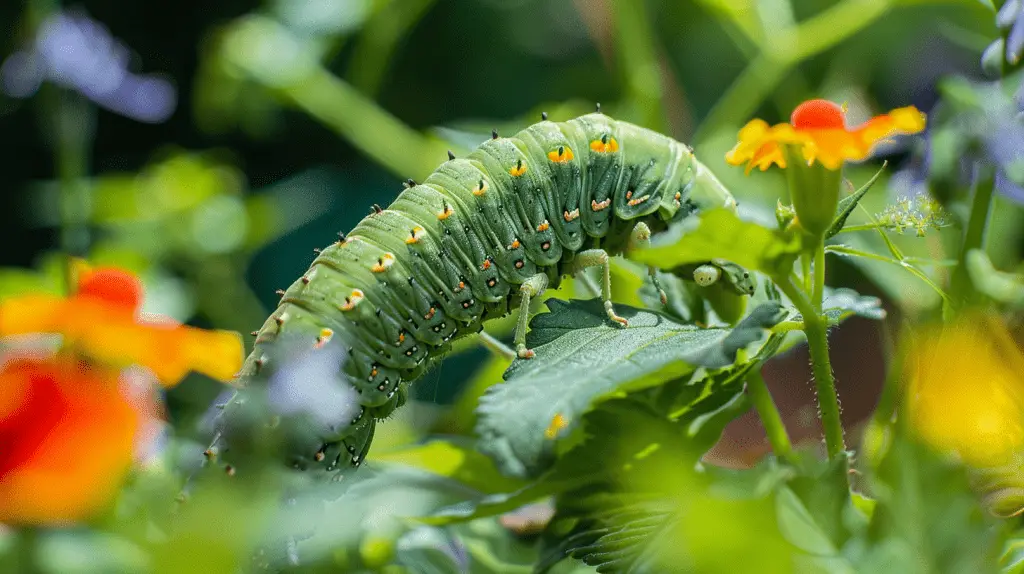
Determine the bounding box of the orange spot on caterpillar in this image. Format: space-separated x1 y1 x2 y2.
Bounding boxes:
458 281 466 290
536 220 550 232
563 208 580 222
589 136 619 153
472 179 488 196
314 328 334 349
509 238 521 249
340 289 365 311
371 252 396 273
545 413 569 439
625 190 633 200
398 331 405 343
438 204 454 220
591 198 611 211
547 146 574 163
482 259 492 270
424 307 436 320
405 226 425 244
509 159 527 177
627 195 650 207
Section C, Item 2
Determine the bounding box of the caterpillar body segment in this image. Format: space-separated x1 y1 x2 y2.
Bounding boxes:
224 112 743 475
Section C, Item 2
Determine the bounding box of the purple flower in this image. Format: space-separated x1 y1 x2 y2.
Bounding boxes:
0 9 176 123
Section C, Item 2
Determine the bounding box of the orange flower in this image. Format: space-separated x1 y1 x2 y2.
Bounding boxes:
726 99 927 172
0 265 243 386
0 355 157 525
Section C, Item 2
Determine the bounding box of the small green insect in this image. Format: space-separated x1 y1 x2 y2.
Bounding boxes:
215 110 753 475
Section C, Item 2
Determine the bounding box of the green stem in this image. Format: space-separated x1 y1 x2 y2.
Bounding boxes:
951 168 995 305
775 272 846 460
747 369 793 461
609 0 665 131
813 241 826 312
801 251 812 293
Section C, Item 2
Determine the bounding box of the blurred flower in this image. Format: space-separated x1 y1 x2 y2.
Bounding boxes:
0 355 158 525
0 9 176 123
905 314 1024 468
0 264 243 525
726 99 927 172
0 264 243 386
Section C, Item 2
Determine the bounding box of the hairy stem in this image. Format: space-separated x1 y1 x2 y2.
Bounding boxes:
776 269 846 459
747 369 793 461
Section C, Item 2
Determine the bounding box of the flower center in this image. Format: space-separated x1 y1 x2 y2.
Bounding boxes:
790 99 846 130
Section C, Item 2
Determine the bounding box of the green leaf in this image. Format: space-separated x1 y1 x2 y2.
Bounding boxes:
475 299 785 478
825 163 887 239
373 439 528 496
967 249 1024 307
822 287 887 324
776 487 839 555
631 208 801 279
536 425 797 574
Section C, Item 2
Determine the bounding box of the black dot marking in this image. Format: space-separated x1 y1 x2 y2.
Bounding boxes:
596 102 601 113
337 231 346 241
558 145 565 156
372 204 383 214
515 260 524 269
541 111 548 121
516 159 523 170
743 272 750 278
405 178 416 188
492 129 499 139
447 150 455 161
541 241 551 251
601 134 608 144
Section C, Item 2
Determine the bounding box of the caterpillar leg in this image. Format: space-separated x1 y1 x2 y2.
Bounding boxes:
515 273 549 360
629 222 668 305
479 330 517 361
570 249 629 329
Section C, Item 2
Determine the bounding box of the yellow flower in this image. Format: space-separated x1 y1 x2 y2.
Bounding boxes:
726 99 926 172
905 314 1024 468
0 265 243 386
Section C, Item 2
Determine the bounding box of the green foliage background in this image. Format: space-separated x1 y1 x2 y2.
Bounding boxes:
4 0 1024 572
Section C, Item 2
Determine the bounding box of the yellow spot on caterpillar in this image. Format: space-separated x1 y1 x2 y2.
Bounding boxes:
673 192 682 206
482 259 492 270
589 136 619 153
547 146 574 163
545 413 569 439
370 366 378 378
398 331 406 343
625 190 633 200
341 289 365 311
591 198 611 211
425 307 436 320
536 220 550 232
371 252 396 273
438 204 454 220
509 159 527 177
314 328 334 349
627 195 650 207
405 226 425 244
472 179 488 196
509 238 521 249
563 208 580 222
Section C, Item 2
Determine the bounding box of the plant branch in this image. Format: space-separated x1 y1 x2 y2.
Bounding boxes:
747 369 794 461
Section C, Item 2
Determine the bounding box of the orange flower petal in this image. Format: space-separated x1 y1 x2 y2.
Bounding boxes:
0 274 244 387
726 100 926 173
0 356 151 525
76 267 143 310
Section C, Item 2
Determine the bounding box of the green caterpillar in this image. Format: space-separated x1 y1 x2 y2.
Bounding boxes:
216 110 752 475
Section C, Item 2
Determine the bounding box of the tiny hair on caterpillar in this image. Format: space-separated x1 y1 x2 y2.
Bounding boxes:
210 108 755 476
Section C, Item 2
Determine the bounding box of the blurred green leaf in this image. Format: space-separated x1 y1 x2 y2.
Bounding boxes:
632 208 801 279
967 249 1024 306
